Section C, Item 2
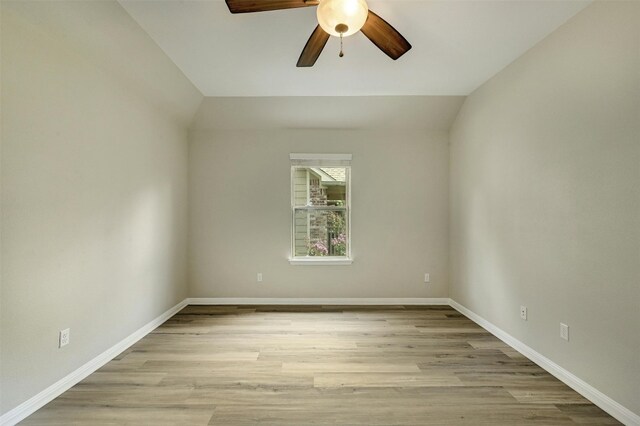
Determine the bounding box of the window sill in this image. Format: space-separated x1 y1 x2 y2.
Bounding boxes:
289 257 353 266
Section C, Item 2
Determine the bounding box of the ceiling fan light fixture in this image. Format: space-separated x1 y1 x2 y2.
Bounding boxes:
316 0 369 37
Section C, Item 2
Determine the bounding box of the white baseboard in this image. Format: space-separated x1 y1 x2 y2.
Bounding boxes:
4 297 637 426
0 298 189 426
449 299 640 426
186 297 450 305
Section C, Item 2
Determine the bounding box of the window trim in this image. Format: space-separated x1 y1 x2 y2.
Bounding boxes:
289 257 353 266
289 154 352 266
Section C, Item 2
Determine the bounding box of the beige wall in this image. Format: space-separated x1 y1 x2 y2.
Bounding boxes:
189 125 450 299
450 1 639 416
0 1 202 414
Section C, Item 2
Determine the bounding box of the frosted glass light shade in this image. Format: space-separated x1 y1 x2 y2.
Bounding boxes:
317 0 369 37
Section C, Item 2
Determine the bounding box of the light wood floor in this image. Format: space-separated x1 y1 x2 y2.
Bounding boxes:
23 305 619 425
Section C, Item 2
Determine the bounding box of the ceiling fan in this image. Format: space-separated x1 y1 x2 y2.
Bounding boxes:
225 0 412 67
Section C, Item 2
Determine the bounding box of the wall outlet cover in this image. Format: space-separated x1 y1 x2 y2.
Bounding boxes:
560 323 569 341
520 305 527 321
59 328 70 348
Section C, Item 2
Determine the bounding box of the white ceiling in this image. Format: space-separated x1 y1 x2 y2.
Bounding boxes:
119 0 590 97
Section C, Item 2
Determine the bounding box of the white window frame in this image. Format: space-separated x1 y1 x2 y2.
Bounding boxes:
289 153 352 265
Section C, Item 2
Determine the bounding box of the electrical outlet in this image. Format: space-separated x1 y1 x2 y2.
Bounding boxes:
257 273 263 282
424 273 430 283
560 323 569 341
59 328 70 348
520 305 527 321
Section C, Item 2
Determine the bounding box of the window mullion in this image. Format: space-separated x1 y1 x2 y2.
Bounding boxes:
293 206 347 211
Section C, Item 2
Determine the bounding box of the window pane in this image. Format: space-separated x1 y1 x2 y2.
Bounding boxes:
293 167 347 207
294 209 348 257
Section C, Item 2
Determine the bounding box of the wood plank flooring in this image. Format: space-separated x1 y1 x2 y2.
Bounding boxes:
22 305 619 425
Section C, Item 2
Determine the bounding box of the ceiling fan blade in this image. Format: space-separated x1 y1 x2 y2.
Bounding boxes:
297 25 330 67
360 10 412 60
225 0 318 14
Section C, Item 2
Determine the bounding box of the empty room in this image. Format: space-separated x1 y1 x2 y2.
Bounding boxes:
1 0 638 425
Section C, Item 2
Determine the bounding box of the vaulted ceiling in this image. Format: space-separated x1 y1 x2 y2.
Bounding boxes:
119 0 590 97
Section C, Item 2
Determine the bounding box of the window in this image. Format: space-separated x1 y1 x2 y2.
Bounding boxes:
290 154 352 265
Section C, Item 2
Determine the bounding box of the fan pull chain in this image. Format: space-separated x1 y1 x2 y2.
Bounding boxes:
339 33 344 58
